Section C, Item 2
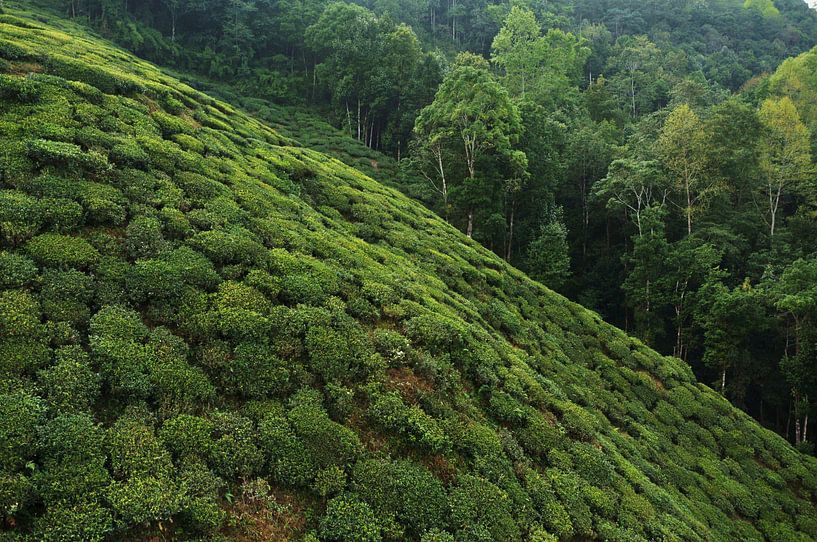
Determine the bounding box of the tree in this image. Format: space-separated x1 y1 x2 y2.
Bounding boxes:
664 237 720 361
594 158 668 237
658 104 719 235
307 3 379 142
696 278 770 400
525 209 570 290
491 6 541 100
757 97 813 238
770 257 817 445
606 35 663 118
414 52 522 237
491 7 589 107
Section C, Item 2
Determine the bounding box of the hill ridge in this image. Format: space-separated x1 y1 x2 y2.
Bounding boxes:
0 4 816 542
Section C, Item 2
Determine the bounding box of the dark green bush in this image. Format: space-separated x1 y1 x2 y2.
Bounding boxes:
258 412 316 487
159 414 215 461
39 197 83 232
0 251 37 288
27 138 109 172
352 458 448 537
0 74 40 102
38 268 93 326
207 411 263 480
34 413 109 504
34 501 113 542
26 233 99 269
319 493 382 542
449 475 521 542
39 346 100 413
288 397 363 469
0 190 42 245
313 465 346 497
125 216 166 260
0 391 45 471
177 462 226 534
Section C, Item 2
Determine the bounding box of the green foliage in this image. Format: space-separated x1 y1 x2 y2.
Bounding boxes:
352 458 448 537
0 7 814 541
39 346 100 412
26 233 99 269
0 391 44 471
449 475 520 542
319 493 382 542
0 251 37 288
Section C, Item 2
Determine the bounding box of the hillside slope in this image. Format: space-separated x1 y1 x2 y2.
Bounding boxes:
0 5 816 542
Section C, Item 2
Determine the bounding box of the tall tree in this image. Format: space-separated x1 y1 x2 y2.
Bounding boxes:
658 104 719 235
594 157 667 237
771 257 817 445
757 97 813 238
414 53 522 237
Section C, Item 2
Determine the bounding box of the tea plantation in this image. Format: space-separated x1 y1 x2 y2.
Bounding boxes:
0 4 815 541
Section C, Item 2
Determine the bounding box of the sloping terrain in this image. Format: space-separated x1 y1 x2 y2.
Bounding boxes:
0 4 816 542
173 78 404 188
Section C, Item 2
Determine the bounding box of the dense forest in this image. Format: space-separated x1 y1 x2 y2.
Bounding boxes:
1 0 817 541
48 0 817 450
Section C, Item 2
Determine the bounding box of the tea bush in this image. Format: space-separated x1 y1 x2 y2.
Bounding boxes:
0 7 815 541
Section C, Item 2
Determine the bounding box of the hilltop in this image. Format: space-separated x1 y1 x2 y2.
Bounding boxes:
0 4 816 542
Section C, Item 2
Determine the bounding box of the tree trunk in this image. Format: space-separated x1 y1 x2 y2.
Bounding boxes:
506 198 516 262
787 401 792 442
685 181 693 235
721 369 726 394
357 99 361 141
795 391 802 445
466 210 474 238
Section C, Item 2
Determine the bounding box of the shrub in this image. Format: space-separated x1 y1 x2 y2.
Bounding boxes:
105 474 182 526
0 391 45 471
125 216 166 260
207 411 263 480
516 411 561 458
0 337 50 376
305 321 375 383
313 465 347 497
288 399 363 469
449 475 521 542
159 415 215 461
0 190 42 245
27 139 109 172
421 530 455 542
34 501 113 542
39 346 100 413
258 413 315 487
367 391 450 453
38 268 93 326
0 251 37 288
0 74 40 102
152 358 216 417
34 414 110 504
371 329 410 367
0 290 41 338
45 54 144 94
89 305 148 343
404 313 466 353
177 462 226 534
0 472 33 518
39 197 83 232
26 233 99 269
319 493 382 542
221 342 291 399
352 459 448 536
